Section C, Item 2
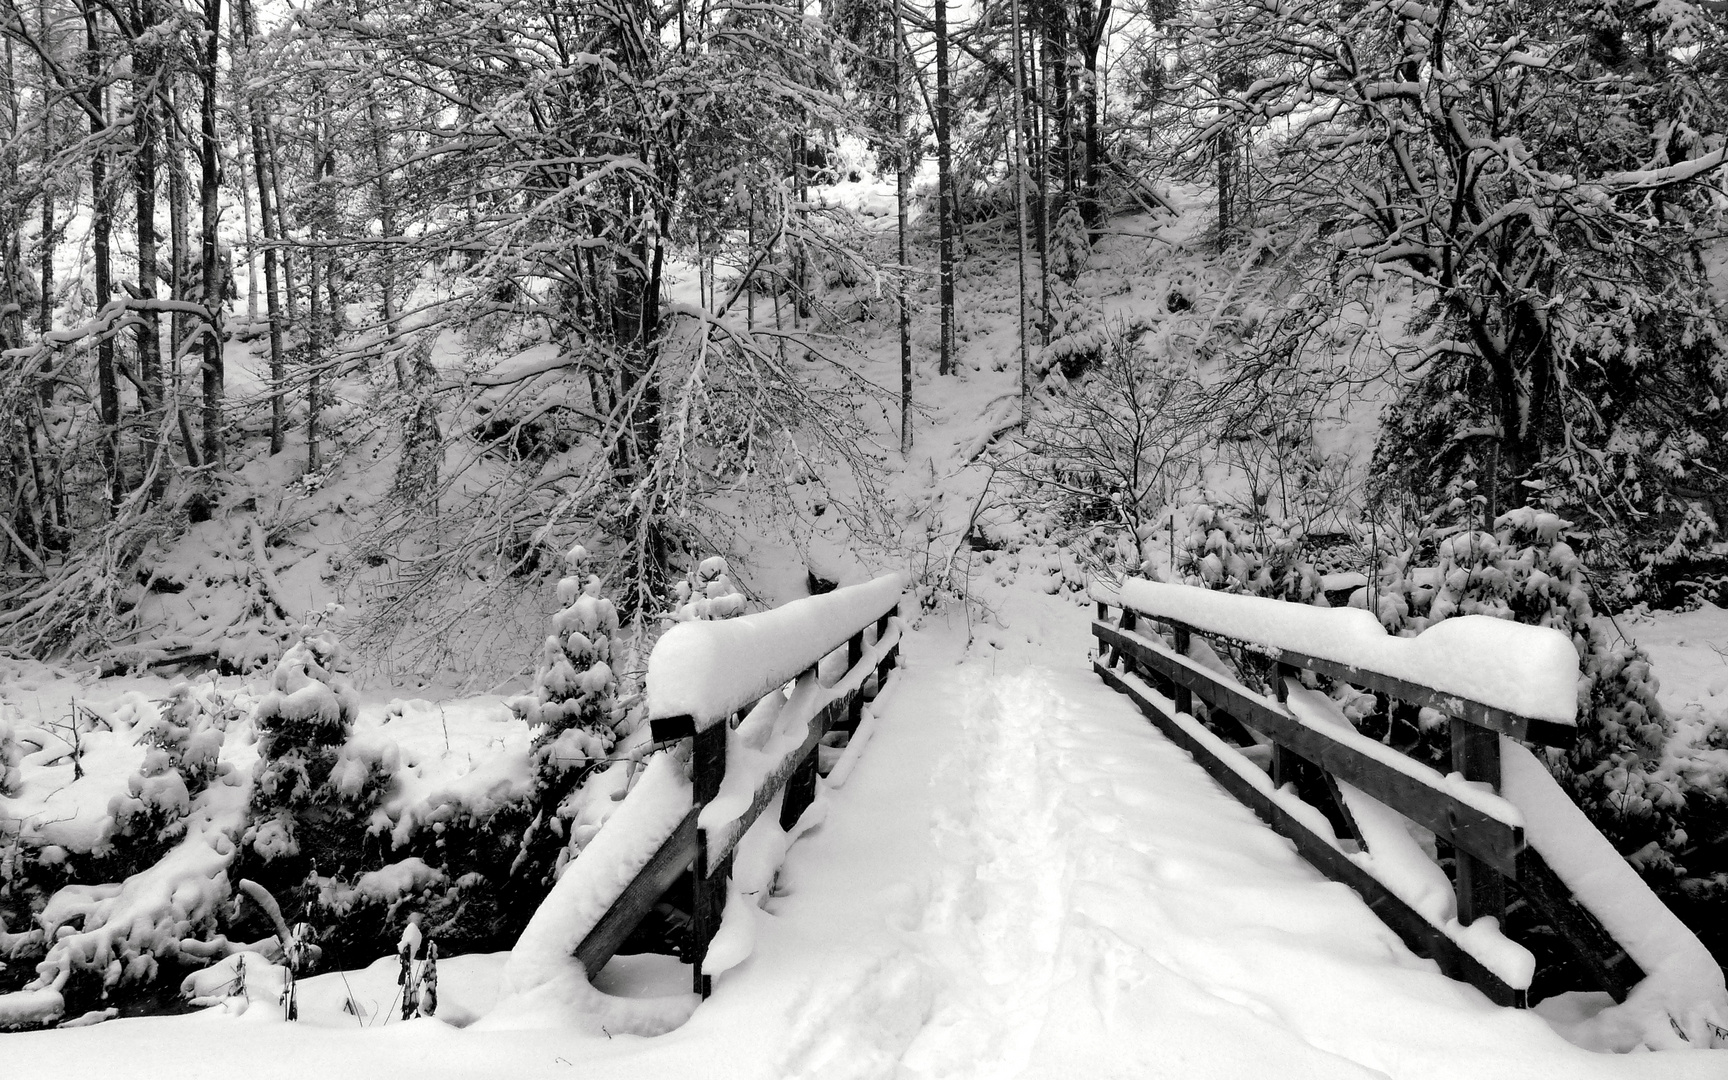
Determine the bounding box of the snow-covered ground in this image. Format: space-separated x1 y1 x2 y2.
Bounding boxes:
7 596 1723 1077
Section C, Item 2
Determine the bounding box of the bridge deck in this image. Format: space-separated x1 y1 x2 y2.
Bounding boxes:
608 610 1708 1079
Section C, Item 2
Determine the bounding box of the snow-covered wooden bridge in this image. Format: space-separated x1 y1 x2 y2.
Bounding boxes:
500 574 1728 1065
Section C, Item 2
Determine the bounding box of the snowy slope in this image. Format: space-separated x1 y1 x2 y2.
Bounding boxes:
6 597 1722 1077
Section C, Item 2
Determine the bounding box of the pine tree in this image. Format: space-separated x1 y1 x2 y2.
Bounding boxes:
242 622 364 864
508 545 625 799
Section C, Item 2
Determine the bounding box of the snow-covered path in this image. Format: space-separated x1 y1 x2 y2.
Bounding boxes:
749 640 1714 1080
7 605 1724 1077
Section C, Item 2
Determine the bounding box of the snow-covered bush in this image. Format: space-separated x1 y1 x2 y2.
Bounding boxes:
242 627 368 864
107 683 239 857
664 556 746 624
1004 320 1207 577
1173 502 1326 605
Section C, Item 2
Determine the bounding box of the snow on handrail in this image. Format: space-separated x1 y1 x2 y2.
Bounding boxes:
1097 579 1578 728
647 572 909 732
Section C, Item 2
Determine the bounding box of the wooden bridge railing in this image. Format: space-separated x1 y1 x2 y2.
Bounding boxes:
1092 581 1645 1009
573 574 906 997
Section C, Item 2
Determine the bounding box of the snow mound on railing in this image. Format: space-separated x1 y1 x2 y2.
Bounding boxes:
1111 580 1578 726
647 572 908 732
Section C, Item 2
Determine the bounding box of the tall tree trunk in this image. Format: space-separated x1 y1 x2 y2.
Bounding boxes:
368 90 407 388
894 17 912 454
934 0 956 376
85 2 120 512
35 0 54 350
237 0 285 453
1011 0 1032 422
1 36 21 362
1029 7 1049 345
165 84 203 470
133 0 165 498
32 0 63 542
306 102 329 476
167 85 189 366
198 0 223 468
1079 0 1110 238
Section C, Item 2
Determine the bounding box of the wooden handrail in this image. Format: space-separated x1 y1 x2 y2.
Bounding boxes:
1096 620 1524 875
1091 596 1644 1013
581 593 906 998
1094 590 1578 748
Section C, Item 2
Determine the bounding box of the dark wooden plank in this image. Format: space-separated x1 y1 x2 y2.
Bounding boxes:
1172 625 1193 717
690 841 732 997
694 722 727 807
649 713 696 742
1096 621 1524 876
1095 660 1527 1009
781 746 819 831
845 631 865 731
1514 848 1645 1002
574 808 699 980
1451 719 1506 925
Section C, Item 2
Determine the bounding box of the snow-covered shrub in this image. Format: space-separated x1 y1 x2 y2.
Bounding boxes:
664 556 746 624
1036 289 1109 382
1174 502 1325 605
108 683 238 853
1385 512 1707 886
1631 503 1728 611
240 624 374 870
1048 202 1091 285
1004 320 1208 578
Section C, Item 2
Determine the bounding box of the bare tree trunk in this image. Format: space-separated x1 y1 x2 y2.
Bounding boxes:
165 83 203 470
167 85 189 365
132 0 165 498
934 0 956 376
1 37 20 362
368 90 407 388
85 1 120 512
1025 6 1046 346
1011 0 1032 421
1079 0 1110 238
238 0 285 453
198 0 223 468
35 0 54 348
894 15 912 454
306 106 327 476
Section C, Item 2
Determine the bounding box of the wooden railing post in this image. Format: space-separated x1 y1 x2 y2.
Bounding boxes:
1172 623 1193 716
1117 607 1137 673
1270 661 1299 789
1451 718 1505 926
844 630 866 731
782 663 823 830
691 718 729 996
